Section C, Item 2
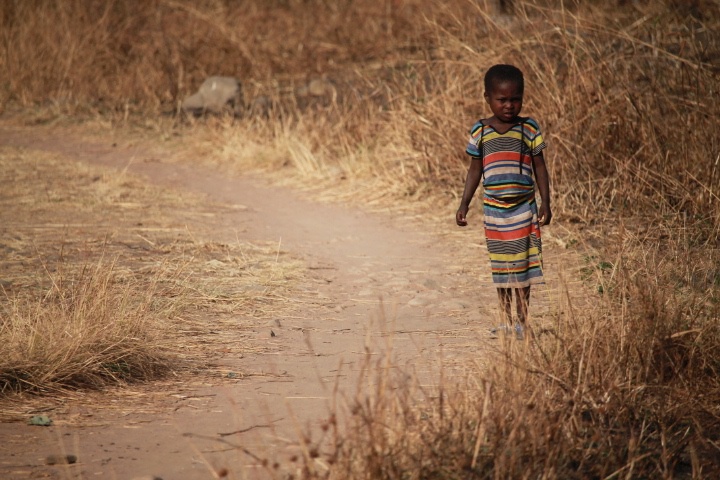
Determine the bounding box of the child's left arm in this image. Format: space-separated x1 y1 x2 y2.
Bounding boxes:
532 153 552 226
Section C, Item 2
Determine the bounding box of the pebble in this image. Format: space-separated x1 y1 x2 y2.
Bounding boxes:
408 296 431 307
44 454 77 465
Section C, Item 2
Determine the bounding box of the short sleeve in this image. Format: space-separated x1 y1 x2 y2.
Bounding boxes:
524 118 547 156
465 121 485 158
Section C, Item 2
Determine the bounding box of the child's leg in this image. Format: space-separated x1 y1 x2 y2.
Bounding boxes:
497 288 512 324
515 286 531 324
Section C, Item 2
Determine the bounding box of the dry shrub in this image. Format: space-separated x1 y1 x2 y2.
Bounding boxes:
154 0 720 237
4 0 720 475
305 236 720 479
0 258 176 394
5 0 718 234
0 146 310 397
369 0 720 230
0 0 445 112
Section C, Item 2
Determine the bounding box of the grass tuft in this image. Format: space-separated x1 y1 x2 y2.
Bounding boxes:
0 257 174 394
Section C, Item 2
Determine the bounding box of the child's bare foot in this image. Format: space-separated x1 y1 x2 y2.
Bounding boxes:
490 324 513 337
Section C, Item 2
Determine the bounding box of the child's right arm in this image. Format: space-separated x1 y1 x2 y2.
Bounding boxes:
456 158 482 226
532 153 552 226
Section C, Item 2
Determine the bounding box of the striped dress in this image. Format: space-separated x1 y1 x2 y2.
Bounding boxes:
465 117 547 288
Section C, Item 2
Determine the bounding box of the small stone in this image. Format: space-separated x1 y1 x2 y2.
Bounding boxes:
408 296 430 307
182 76 243 116
250 95 272 117
205 259 226 270
45 454 77 465
28 415 52 426
308 79 333 97
296 79 335 98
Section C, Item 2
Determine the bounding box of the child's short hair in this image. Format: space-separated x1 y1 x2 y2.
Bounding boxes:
484 64 524 94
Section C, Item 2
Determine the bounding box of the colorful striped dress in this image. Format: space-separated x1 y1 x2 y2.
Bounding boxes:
465 117 547 287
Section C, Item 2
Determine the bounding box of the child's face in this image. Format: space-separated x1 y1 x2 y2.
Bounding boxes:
484 80 523 123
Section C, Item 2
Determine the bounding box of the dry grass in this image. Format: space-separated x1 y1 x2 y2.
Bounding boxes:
0 257 175 394
0 0 446 113
0 146 309 396
76 0 716 235
297 236 720 479
3 0 720 476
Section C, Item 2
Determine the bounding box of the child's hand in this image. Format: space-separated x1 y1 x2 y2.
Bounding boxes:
456 206 469 226
538 204 552 226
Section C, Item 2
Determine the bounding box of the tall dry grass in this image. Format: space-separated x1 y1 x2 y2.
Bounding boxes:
0 0 445 112
4 0 718 234
0 258 176 394
300 235 720 479
0 146 309 397
159 0 720 239
3 0 720 476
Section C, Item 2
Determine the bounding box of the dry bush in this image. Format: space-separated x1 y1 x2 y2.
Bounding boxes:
360 0 720 231
0 146 310 396
0 258 176 394
4 0 720 475
302 236 720 479
153 0 720 238
0 0 445 112
0 238 308 396
6 0 717 234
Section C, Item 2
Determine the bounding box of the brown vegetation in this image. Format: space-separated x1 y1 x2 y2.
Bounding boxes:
2 0 720 477
0 147 306 395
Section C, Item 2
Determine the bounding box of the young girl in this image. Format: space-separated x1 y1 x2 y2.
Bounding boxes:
456 64 552 339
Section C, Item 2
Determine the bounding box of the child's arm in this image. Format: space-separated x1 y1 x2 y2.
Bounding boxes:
456 158 482 226
532 153 552 226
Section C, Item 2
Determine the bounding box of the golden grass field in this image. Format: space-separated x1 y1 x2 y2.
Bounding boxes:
2 0 720 478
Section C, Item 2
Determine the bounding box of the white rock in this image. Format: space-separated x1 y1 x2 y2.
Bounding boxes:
182 76 243 115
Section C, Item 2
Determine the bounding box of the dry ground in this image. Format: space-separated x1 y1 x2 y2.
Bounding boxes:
0 120 583 479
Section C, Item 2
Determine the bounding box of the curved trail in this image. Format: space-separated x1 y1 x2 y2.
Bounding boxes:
0 124 566 479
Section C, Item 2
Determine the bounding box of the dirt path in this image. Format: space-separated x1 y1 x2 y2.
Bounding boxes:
0 124 569 479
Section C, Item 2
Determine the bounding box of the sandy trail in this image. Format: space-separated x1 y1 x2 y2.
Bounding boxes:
0 124 565 479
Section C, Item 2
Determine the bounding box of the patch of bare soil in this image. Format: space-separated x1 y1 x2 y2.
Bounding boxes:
0 121 580 479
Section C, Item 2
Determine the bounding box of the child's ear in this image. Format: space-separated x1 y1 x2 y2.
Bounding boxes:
483 91 490 103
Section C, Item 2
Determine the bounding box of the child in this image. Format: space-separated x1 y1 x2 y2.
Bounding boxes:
456 64 551 339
